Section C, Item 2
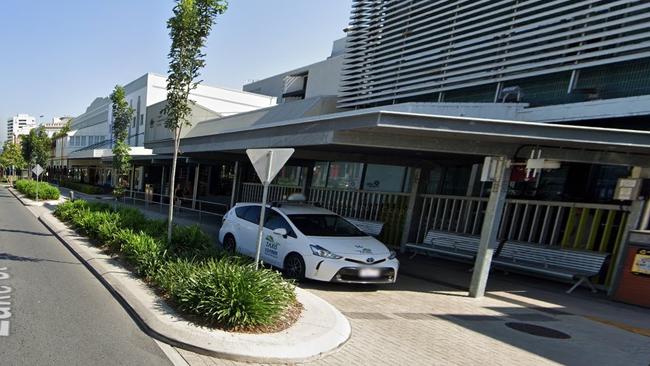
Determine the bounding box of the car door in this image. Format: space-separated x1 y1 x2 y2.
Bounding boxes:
262 209 299 267
237 204 262 257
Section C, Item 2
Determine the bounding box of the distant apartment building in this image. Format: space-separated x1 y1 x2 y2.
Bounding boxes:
6 114 37 143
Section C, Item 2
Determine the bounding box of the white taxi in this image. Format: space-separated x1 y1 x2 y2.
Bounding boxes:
218 202 399 284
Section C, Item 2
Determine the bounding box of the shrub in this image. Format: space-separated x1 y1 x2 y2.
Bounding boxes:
15 179 60 200
59 179 105 195
157 258 295 328
170 224 213 258
53 199 296 329
120 231 166 278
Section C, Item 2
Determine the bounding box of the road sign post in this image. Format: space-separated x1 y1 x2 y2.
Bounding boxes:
246 148 294 269
32 164 44 202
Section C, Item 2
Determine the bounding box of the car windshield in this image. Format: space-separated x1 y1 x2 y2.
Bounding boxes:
288 214 367 237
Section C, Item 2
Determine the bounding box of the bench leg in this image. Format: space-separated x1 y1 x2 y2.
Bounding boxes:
566 276 597 294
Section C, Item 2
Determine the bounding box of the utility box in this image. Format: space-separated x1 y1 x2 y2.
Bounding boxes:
613 231 650 308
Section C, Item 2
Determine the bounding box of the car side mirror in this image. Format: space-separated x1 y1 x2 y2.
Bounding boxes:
272 228 288 238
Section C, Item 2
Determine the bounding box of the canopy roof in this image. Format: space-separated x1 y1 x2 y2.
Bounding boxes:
146 102 650 167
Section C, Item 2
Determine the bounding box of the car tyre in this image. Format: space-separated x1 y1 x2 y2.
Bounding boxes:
223 234 236 253
284 253 305 281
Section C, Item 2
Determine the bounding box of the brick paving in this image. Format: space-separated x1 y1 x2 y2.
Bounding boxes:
173 275 650 366
62 191 650 365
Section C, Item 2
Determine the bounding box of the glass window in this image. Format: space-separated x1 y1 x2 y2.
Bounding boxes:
235 206 248 218
265 210 295 237
242 205 261 224
363 164 407 192
81 136 87 146
273 166 302 186
311 162 329 188
326 162 363 189
288 214 366 237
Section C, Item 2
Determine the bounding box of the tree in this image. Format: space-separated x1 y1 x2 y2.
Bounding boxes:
21 127 51 174
163 0 227 242
0 141 26 184
110 85 134 199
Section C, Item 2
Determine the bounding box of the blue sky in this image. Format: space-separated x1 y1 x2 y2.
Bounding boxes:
0 0 352 143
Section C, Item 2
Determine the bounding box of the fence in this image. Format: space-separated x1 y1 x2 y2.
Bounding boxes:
122 189 229 224
412 194 630 285
240 183 302 203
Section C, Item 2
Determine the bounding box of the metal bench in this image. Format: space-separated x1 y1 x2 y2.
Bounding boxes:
345 217 384 237
406 230 609 294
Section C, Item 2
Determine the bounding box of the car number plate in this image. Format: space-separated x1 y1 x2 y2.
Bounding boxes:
359 268 380 278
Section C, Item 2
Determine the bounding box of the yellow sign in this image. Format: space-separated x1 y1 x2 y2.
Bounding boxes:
631 249 650 275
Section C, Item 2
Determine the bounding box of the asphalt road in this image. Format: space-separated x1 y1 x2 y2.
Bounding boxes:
0 187 173 366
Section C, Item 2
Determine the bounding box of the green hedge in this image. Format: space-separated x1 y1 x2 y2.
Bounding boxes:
15 179 60 200
59 180 105 195
54 200 296 328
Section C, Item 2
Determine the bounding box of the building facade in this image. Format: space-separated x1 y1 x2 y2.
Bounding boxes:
338 0 650 118
6 114 37 144
53 72 276 190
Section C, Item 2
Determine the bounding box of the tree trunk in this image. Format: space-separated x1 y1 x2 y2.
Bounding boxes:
166 127 182 242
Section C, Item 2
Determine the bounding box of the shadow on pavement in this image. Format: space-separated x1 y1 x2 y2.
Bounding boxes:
0 252 81 265
0 228 53 237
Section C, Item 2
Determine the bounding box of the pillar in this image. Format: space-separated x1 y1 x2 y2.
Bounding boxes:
469 157 511 298
160 165 166 204
192 163 200 209
400 168 422 253
230 161 239 208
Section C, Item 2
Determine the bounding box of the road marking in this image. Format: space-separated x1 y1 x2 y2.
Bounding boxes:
0 267 12 337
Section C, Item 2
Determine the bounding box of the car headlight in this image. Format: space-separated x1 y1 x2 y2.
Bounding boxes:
310 245 342 259
388 250 397 260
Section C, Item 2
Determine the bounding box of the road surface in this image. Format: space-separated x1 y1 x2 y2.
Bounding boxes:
0 187 172 366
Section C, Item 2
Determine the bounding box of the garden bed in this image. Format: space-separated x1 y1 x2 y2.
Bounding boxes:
15 179 60 200
54 200 300 332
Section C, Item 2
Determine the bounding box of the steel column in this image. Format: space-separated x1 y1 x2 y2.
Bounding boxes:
469 157 511 298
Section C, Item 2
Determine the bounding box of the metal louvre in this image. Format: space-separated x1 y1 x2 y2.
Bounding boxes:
338 0 650 108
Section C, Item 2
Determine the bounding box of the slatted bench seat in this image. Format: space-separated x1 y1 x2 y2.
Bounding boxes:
406 230 609 294
345 218 384 237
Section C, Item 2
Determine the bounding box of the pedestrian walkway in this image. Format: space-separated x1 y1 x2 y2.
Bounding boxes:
51 185 650 365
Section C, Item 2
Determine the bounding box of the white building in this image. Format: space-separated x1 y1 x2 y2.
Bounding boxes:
243 38 346 103
54 72 276 186
6 114 37 144
41 117 72 138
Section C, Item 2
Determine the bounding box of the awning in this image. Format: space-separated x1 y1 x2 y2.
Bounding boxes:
146 108 650 167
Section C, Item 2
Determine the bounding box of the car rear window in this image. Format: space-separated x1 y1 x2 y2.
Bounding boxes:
241 205 262 224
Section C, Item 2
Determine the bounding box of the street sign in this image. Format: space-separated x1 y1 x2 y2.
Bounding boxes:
246 148 294 184
32 164 44 177
245 148 295 269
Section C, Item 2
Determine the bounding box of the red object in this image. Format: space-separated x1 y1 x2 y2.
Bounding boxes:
614 244 650 308
510 165 535 183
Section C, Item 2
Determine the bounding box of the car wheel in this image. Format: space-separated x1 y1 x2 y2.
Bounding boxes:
284 253 305 281
223 234 236 253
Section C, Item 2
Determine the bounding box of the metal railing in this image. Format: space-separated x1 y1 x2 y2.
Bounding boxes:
122 189 229 223
240 183 302 203
413 194 629 251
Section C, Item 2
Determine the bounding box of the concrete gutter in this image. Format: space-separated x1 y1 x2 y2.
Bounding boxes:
9 188 351 363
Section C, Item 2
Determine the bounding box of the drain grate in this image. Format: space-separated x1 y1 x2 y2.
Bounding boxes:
505 322 571 339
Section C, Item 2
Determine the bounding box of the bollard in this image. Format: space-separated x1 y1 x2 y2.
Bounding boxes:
70 190 75 201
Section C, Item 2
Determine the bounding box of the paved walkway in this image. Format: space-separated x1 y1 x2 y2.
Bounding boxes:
54 187 650 365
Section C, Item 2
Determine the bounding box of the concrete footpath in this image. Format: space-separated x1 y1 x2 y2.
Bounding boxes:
39 186 650 366
8 187 351 364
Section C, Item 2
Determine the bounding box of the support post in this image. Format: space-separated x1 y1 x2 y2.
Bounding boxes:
608 167 650 295
230 161 239 209
301 162 314 200
400 168 422 253
160 165 166 205
469 157 511 298
192 163 200 209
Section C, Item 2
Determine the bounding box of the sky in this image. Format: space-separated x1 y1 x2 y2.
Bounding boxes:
0 0 353 143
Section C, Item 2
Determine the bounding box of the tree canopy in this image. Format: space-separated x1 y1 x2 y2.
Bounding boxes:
21 127 51 168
